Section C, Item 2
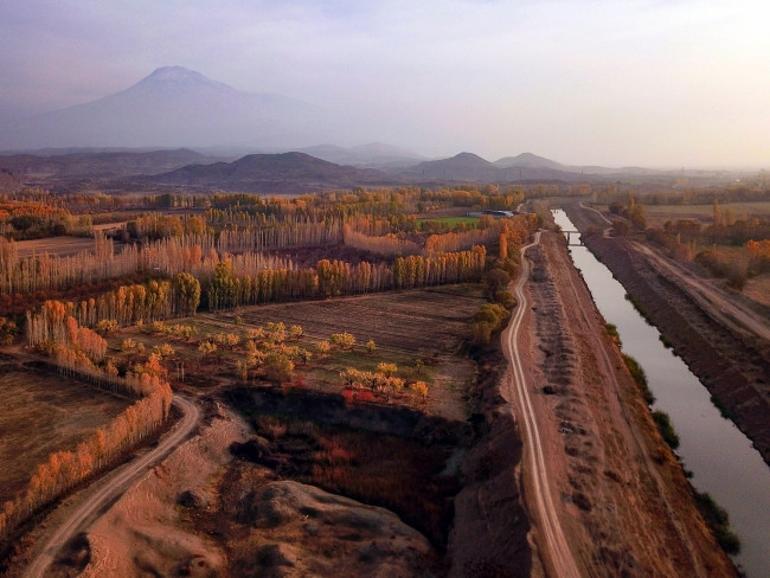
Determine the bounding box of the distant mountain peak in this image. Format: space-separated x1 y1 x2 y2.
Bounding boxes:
131 66 231 93
145 66 209 82
494 152 564 170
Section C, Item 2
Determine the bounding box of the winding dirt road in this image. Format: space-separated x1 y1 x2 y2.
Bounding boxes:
23 395 200 578
502 231 582 578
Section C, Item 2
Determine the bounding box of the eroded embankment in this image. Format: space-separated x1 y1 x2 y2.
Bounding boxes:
566 204 770 466
450 344 532 578
226 379 533 577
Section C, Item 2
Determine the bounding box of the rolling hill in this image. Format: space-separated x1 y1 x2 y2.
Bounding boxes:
0 148 214 181
147 152 387 193
401 151 583 182
494 152 566 170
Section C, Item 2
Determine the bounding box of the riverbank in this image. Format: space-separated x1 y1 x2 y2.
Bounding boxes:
515 228 735 577
556 206 770 577
565 203 770 466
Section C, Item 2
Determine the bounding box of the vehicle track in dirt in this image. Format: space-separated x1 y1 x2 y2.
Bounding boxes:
502 231 582 578
23 395 200 578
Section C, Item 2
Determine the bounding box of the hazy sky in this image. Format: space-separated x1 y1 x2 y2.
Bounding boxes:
1 0 769 167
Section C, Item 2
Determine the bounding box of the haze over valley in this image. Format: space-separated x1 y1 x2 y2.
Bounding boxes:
1 2 769 578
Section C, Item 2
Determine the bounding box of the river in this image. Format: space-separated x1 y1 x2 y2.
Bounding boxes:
551 209 770 577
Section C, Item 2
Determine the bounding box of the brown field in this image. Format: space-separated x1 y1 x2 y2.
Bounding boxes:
109 285 484 421
14 236 95 258
744 273 770 308
640 201 770 227
0 367 130 503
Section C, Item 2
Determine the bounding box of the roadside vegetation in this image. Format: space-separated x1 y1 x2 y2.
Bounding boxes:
694 491 741 555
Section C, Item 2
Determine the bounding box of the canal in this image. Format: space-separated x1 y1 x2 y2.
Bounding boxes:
551 209 770 577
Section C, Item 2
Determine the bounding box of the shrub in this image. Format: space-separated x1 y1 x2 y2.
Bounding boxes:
289 325 304 340
316 340 332 355
605 323 621 346
652 410 679 449
263 352 295 383
330 332 356 350
198 340 218 357
96 319 119 334
622 354 654 404
152 343 175 358
411 381 429 399
365 339 377 354
694 492 741 555
376 362 398 377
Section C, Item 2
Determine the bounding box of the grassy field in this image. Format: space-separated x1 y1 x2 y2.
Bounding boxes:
109 285 484 421
0 368 130 503
417 215 480 228
14 236 96 258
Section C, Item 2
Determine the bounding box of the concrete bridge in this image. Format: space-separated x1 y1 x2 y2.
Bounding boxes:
561 229 583 246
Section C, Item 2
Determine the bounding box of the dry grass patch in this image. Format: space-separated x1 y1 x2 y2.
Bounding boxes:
0 367 130 503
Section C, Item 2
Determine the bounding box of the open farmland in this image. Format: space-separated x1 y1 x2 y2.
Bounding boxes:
108 285 484 421
0 365 130 504
640 201 770 227
14 236 96 258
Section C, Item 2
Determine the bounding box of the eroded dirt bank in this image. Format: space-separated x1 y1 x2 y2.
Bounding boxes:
449 345 532 578
566 203 770 466
517 231 735 577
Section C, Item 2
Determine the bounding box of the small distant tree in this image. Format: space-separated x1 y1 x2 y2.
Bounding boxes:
376 362 398 377
121 338 138 352
263 352 295 383
330 332 356 350
198 340 218 357
411 381 429 400
365 339 377 354
316 340 332 355
289 325 304 340
152 343 175 358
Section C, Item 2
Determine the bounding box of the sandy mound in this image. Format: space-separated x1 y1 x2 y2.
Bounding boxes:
225 479 435 577
75 408 249 578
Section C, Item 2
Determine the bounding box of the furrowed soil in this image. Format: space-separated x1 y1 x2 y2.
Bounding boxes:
567 204 770 466
517 231 735 577
0 361 130 504
13 236 96 258
112 285 483 421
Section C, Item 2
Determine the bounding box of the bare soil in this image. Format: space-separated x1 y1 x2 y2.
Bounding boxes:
0 362 130 504
13 236 95 258
516 232 736 577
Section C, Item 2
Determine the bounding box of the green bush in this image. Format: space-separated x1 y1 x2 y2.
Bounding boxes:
622 354 654 404
694 492 741 555
652 410 679 449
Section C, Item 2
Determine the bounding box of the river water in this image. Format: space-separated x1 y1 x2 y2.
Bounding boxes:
551 209 770 577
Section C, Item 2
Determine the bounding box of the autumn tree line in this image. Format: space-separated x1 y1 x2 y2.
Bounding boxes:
632 200 770 290
2 306 173 545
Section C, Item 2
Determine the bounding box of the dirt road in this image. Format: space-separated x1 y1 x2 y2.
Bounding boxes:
23 395 200 578
506 230 736 577
632 241 770 341
502 231 582 578
578 202 770 341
